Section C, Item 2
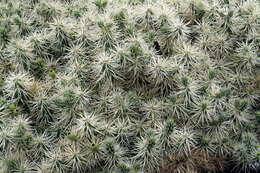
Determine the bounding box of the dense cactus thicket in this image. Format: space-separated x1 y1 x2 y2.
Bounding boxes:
0 0 259 172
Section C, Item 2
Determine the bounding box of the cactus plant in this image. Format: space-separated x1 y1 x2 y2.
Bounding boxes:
0 0 259 173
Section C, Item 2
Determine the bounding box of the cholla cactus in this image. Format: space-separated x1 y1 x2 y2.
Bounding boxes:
92 52 123 86
62 145 88 172
173 127 197 158
231 41 259 73
0 153 35 173
107 89 138 119
147 57 180 94
0 0 259 173
30 133 53 160
74 112 104 139
3 73 33 108
0 126 13 150
157 119 176 153
102 138 126 171
134 130 160 172
6 38 33 71
30 91 56 127
158 17 190 55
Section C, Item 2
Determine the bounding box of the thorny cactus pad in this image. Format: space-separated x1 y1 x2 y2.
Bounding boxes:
0 0 259 173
